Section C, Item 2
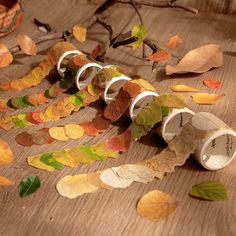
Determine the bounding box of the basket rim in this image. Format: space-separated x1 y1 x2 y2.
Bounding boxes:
0 0 21 18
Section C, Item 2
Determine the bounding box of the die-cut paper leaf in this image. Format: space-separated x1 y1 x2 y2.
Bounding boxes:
137 190 178 221
166 44 223 75
73 24 87 43
80 122 102 136
27 155 55 171
167 35 183 49
189 180 228 201
0 139 13 165
15 131 34 147
0 43 13 68
172 84 199 92
40 153 64 170
0 176 14 186
148 50 171 62
18 175 41 197
203 79 221 89
17 33 37 56
192 93 225 105
49 126 69 141
64 124 84 140
131 25 147 48
93 114 111 130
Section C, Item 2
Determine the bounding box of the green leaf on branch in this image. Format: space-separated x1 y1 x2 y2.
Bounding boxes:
189 180 228 201
18 175 41 197
130 25 147 48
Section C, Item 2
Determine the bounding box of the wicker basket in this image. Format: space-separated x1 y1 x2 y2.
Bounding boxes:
0 0 24 38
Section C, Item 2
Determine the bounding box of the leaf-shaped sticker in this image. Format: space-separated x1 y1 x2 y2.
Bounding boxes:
0 43 13 68
192 93 225 105
189 180 228 201
131 25 147 48
73 24 87 43
166 44 223 75
18 175 41 197
17 33 37 56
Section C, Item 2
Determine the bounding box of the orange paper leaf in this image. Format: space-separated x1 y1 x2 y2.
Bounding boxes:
148 50 171 62
192 93 225 105
0 176 14 186
0 139 13 165
203 79 221 89
0 43 13 68
167 35 183 49
17 33 37 56
73 25 87 43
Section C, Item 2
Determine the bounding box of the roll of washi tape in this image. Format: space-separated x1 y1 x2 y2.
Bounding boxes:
75 62 103 90
187 112 236 170
57 50 83 77
129 91 159 119
158 107 195 143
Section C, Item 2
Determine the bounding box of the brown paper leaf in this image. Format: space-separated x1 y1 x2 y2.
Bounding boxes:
166 44 223 75
73 25 87 43
167 35 183 49
17 33 37 56
137 190 178 221
172 84 199 92
0 43 13 68
192 93 225 105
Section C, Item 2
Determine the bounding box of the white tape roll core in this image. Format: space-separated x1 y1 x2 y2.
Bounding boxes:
129 91 159 120
75 63 103 90
57 50 83 77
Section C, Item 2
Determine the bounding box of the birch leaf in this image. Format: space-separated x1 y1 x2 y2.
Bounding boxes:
166 44 223 75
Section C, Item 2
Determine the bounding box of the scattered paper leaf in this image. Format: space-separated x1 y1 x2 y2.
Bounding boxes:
40 153 64 170
203 79 221 89
73 24 87 43
189 180 228 201
15 131 34 147
172 84 199 92
49 126 69 141
0 176 14 186
27 155 55 172
93 114 111 130
17 33 37 56
0 139 13 165
80 122 102 136
148 50 171 62
167 35 183 49
18 175 41 197
64 124 84 140
137 190 178 221
192 93 225 105
0 43 13 68
166 44 223 75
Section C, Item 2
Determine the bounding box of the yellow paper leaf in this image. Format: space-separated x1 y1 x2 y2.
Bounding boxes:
0 43 13 68
0 139 13 165
53 150 77 167
172 84 199 92
56 174 98 199
0 176 14 186
17 33 37 56
91 142 119 158
64 124 84 140
73 25 87 43
192 93 225 105
137 190 178 221
49 126 68 141
166 44 223 75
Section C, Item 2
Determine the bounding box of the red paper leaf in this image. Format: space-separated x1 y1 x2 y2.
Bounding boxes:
105 129 131 152
148 50 171 62
80 122 103 136
203 79 221 89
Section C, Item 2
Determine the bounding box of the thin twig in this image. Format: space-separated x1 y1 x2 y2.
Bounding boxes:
96 16 113 42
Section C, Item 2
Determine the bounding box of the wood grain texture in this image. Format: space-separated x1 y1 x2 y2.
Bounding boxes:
0 1 236 236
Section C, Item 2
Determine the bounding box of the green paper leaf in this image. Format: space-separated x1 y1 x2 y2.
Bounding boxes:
12 113 30 128
18 175 41 197
10 96 30 109
131 24 147 47
40 153 64 170
189 180 228 201
80 145 106 161
161 106 169 116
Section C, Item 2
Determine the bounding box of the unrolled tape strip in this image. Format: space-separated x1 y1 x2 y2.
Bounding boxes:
57 50 83 77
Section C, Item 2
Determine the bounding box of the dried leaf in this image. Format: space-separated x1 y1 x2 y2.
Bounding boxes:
203 79 221 89
137 190 178 221
0 176 14 186
148 50 171 62
0 43 13 68
64 124 84 140
192 93 225 105
49 126 69 141
17 33 37 56
73 24 87 43
167 35 183 49
172 84 199 92
166 44 223 75
56 174 99 199
18 175 41 197
0 139 13 165
189 180 228 201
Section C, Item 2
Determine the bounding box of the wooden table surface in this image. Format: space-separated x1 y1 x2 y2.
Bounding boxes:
0 1 236 235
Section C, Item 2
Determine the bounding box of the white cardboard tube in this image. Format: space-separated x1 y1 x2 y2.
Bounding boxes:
57 50 83 77
129 91 159 119
75 63 103 90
